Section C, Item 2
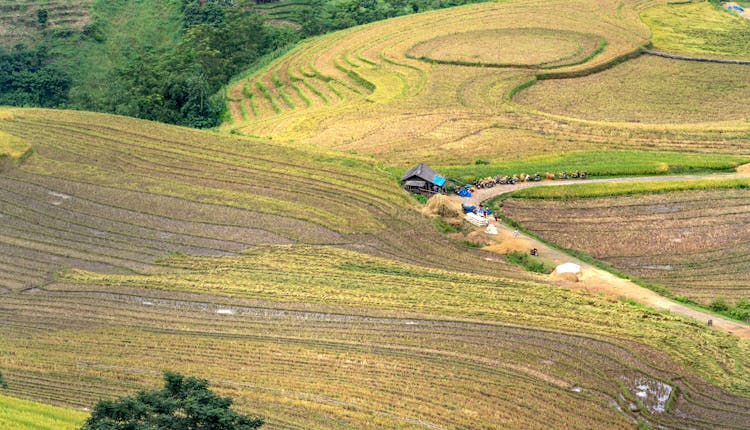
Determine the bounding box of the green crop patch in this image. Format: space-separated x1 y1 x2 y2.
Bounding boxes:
0 395 87 430
436 150 750 183
507 177 750 200
642 2 750 59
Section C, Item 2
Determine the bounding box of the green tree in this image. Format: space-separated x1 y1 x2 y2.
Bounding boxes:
80 372 263 430
37 8 49 26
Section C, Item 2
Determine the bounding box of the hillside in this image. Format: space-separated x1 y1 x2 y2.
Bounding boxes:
4 0 750 428
223 0 750 169
0 0 92 49
0 107 511 292
1 108 750 429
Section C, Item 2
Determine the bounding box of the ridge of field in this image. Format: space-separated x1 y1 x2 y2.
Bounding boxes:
2 245 750 428
253 0 311 24
223 0 750 168
0 394 86 430
433 150 750 183
642 2 750 59
0 0 92 48
0 107 517 293
502 183 750 307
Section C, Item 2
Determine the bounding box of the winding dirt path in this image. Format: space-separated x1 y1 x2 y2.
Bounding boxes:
452 168 750 339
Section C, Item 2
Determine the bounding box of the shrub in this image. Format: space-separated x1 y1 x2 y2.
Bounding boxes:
505 251 554 273
710 299 729 313
432 217 460 233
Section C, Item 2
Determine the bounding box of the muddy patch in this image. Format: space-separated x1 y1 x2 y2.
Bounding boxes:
622 375 673 413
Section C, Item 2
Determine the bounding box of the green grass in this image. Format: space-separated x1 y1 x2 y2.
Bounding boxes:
0 395 87 430
50 0 184 109
642 2 750 59
432 150 749 183
0 130 33 161
504 251 554 273
506 177 750 200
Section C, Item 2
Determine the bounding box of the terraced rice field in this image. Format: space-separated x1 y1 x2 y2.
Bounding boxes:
0 0 92 48
502 187 750 306
223 0 750 168
2 246 750 429
224 0 673 165
516 55 750 124
406 28 605 68
0 108 512 292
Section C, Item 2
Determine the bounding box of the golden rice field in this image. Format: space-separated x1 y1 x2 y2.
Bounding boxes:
2 245 750 429
223 0 750 168
406 28 604 68
6 0 750 427
516 55 750 124
502 187 750 306
642 2 750 59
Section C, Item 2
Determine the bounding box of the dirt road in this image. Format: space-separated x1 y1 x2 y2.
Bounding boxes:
452 168 750 339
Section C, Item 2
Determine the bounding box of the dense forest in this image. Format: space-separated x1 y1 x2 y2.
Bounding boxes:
0 0 486 128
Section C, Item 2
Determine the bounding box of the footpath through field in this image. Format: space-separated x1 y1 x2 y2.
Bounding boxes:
451 169 750 339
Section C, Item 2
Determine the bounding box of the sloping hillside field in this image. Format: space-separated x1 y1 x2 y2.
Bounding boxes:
5 0 750 428
503 183 750 306
224 0 750 166
2 109 750 428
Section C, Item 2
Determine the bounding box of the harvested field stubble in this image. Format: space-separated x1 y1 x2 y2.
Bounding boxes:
2 245 750 428
503 188 750 305
0 108 517 292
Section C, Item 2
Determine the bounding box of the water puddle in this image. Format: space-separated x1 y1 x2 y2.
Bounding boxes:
622 376 673 413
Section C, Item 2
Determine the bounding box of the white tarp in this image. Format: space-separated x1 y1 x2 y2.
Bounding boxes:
555 262 581 274
484 224 498 235
464 212 489 227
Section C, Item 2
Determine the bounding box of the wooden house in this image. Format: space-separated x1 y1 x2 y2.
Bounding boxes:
400 163 446 194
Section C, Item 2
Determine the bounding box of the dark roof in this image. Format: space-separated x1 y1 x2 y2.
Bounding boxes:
400 163 446 186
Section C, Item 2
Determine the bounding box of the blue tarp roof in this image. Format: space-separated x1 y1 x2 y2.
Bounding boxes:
433 175 446 187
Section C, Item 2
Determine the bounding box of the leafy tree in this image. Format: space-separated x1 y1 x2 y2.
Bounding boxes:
0 44 70 107
37 8 49 26
80 372 263 430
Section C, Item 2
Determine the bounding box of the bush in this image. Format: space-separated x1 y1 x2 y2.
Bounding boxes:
709 298 729 313
432 217 460 233
80 371 263 430
409 193 427 204
505 251 554 273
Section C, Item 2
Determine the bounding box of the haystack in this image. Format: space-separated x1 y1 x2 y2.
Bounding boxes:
551 262 582 282
422 194 462 224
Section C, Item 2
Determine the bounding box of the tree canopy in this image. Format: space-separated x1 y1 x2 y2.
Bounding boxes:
80 372 263 430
